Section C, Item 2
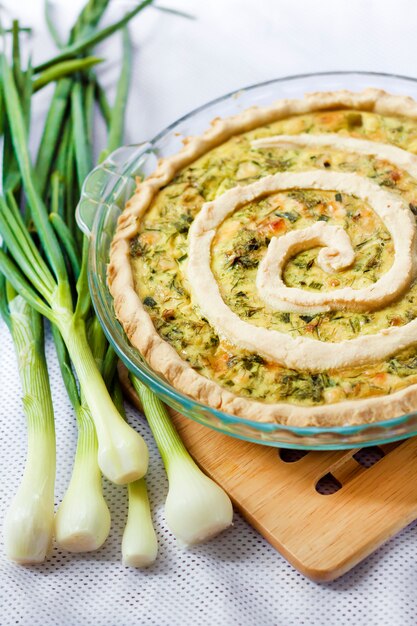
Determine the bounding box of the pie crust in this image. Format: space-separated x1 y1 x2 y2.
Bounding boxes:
108 89 417 427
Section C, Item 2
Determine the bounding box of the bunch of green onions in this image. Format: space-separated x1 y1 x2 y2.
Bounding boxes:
0 0 232 566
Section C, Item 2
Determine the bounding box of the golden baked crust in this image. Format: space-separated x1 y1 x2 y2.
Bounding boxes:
108 89 417 427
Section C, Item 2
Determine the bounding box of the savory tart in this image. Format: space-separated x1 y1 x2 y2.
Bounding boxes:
109 89 417 427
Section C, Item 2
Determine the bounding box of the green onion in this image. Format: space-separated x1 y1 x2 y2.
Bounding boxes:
64 315 149 484
55 403 111 552
130 376 233 545
112 380 157 567
52 327 111 552
123 479 158 567
1 285 56 563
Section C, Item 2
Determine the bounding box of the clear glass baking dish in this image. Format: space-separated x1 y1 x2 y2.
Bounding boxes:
77 71 417 449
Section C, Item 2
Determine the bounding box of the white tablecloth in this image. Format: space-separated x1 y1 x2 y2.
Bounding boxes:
1 1 417 624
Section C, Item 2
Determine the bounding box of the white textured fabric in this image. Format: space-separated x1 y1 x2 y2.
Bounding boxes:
2 1 417 624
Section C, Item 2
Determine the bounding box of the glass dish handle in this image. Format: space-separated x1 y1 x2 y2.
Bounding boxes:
76 142 153 237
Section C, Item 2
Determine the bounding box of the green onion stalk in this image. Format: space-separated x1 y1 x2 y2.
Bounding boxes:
0 280 56 563
130 376 233 545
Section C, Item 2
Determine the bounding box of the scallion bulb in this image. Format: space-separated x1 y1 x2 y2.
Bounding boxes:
4 450 55 563
164 455 233 545
55 407 111 552
122 478 158 567
61 319 149 485
3 296 56 563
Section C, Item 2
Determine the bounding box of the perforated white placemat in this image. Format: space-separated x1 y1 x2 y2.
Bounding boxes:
1 322 417 626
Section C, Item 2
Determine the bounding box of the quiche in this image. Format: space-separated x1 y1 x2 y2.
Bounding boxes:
109 89 417 427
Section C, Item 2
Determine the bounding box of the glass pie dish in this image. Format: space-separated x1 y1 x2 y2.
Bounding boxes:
77 71 417 449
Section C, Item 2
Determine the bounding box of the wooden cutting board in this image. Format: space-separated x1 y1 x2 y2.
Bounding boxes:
121 371 417 581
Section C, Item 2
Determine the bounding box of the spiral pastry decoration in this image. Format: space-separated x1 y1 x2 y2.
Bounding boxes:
187 137 417 372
